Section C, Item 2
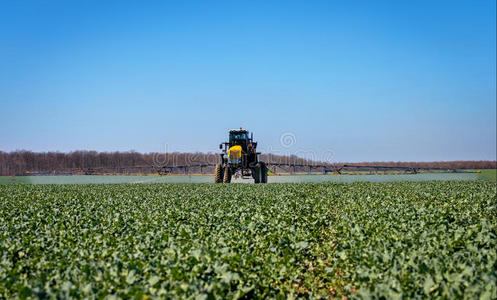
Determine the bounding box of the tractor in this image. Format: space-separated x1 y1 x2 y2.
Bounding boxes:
214 128 267 183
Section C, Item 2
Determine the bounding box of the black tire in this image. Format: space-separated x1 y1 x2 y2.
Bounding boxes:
214 164 223 183
223 167 232 183
259 162 268 183
253 163 263 184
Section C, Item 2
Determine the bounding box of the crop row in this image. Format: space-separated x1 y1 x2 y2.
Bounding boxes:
0 181 495 298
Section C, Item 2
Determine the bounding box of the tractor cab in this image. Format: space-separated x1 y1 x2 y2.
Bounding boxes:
229 129 249 150
227 129 248 166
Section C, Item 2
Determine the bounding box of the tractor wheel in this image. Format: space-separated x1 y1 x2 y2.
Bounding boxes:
214 164 223 183
259 162 268 183
223 167 232 183
253 165 260 183
254 163 266 184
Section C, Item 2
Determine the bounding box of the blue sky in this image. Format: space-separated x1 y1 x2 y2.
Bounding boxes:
0 0 495 162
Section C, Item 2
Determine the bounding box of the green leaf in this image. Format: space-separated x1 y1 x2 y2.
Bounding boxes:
126 270 137 284
148 275 160 286
423 276 435 295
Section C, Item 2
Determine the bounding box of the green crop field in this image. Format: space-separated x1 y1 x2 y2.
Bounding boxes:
1 182 496 299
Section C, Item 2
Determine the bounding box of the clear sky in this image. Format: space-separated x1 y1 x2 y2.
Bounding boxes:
1 0 495 162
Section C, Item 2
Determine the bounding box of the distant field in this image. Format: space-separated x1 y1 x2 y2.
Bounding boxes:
476 169 497 181
0 171 488 184
0 176 30 184
0 181 495 298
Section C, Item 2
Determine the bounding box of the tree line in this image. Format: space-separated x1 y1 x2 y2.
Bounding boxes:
0 150 495 176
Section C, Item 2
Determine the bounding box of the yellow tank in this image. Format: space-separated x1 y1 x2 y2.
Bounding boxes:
228 145 242 159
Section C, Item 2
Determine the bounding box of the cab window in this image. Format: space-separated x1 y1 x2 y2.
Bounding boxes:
230 133 248 144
